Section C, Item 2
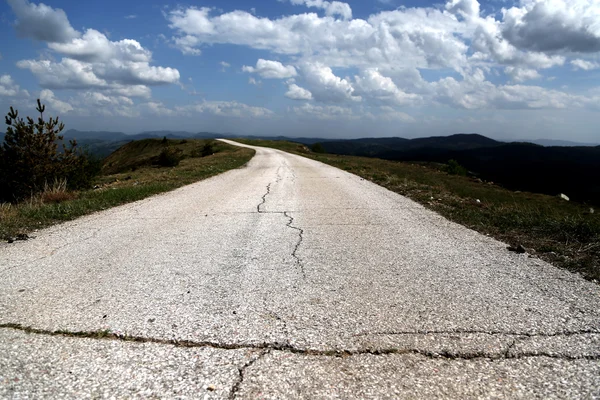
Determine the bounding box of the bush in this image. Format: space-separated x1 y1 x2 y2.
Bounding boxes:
201 141 215 157
156 147 181 167
0 100 97 203
446 159 467 176
311 143 326 153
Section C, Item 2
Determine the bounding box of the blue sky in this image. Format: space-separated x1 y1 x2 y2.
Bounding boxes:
1 0 599 141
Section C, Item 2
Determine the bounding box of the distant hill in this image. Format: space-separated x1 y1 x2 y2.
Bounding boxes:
529 139 600 147
316 134 600 204
320 134 502 157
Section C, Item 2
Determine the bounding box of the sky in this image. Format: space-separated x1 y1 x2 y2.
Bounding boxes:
0 0 599 141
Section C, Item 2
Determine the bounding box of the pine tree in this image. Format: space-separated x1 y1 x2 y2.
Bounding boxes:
0 100 86 202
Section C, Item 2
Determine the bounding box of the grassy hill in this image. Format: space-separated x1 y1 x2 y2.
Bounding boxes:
317 134 600 205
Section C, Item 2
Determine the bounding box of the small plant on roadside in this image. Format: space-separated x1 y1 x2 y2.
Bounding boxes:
40 178 77 204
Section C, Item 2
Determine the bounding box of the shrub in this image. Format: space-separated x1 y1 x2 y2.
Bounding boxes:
201 141 215 157
0 100 96 203
311 143 326 153
446 159 467 176
156 147 181 167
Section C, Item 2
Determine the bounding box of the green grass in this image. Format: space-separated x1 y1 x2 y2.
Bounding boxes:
0 139 254 240
237 139 600 282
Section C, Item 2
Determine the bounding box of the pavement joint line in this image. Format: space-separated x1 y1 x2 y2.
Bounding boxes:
228 349 271 400
284 211 307 280
2 324 599 361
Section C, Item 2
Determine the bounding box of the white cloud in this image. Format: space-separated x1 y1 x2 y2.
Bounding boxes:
141 101 176 116
286 0 353 20
0 75 29 97
39 89 73 113
125 15 137 20
431 69 580 110
375 106 416 122
291 103 356 120
7 0 79 43
445 0 480 19
504 66 542 82
220 61 231 71
301 62 359 103
179 101 274 118
285 84 313 100
354 69 420 106
243 59 297 79
501 0 600 53
10 1 179 105
571 59 600 71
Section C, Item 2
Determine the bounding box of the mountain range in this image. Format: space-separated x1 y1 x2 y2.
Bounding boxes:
1 130 598 203
313 134 600 205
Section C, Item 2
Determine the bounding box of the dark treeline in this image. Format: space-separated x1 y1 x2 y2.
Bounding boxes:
318 134 600 205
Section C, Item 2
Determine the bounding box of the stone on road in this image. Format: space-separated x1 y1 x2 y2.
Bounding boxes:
1 139 599 398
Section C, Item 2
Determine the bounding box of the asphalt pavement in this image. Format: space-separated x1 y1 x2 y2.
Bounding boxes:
1 140 599 399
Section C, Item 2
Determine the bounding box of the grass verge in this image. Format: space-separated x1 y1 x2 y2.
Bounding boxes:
235 138 600 282
0 140 254 240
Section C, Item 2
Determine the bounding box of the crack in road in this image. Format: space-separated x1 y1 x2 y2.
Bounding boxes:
229 349 270 400
2 324 598 361
284 211 306 280
257 183 272 214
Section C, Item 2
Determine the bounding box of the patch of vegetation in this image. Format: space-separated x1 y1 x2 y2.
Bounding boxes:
0 139 254 241
446 159 467 176
0 100 97 203
237 138 600 282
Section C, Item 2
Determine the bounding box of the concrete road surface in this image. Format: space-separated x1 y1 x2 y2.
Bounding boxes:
1 140 599 399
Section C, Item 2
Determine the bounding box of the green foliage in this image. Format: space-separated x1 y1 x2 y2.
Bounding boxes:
0 100 96 203
311 142 326 153
201 141 215 157
156 147 181 167
446 159 467 176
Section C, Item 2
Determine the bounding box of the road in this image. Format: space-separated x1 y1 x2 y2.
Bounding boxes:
1 140 599 399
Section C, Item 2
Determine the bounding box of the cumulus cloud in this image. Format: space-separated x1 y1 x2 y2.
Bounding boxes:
501 0 600 53
432 69 578 110
243 59 297 79
7 0 79 43
301 62 359 103
291 103 356 120
571 59 600 71
286 0 352 20
179 101 274 118
10 0 179 105
167 6 469 72
504 66 542 82
445 0 480 19
354 69 420 106
285 84 313 100
0 75 29 97
39 89 73 113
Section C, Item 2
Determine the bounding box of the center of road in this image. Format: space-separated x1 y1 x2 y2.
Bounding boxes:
1 140 599 398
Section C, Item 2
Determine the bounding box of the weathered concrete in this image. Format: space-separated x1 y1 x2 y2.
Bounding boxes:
1 140 599 398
